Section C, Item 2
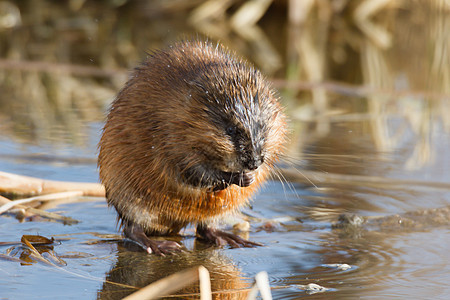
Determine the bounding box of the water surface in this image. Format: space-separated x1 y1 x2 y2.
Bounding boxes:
0 1 449 299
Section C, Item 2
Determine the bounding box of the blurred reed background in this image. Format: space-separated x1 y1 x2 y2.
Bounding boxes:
0 0 448 170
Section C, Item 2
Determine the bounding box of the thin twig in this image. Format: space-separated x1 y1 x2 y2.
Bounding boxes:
0 171 105 197
0 195 79 224
0 191 82 214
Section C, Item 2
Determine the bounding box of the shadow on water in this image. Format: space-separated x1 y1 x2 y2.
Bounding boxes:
0 0 449 299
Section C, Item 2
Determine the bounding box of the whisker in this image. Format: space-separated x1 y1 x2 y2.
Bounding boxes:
228 172 233 187
293 168 318 189
271 164 300 200
279 154 320 190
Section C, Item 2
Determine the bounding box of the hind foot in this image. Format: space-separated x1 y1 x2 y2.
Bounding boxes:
124 224 182 256
196 224 262 248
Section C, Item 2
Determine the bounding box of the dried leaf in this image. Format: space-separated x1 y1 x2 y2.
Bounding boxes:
21 235 55 245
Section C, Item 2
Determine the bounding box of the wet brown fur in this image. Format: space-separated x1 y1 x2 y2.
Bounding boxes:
98 41 286 236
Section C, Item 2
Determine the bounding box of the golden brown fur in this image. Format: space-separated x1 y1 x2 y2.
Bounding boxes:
98 40 286 237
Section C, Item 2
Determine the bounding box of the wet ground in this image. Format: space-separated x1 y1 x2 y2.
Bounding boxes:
1 1 449 299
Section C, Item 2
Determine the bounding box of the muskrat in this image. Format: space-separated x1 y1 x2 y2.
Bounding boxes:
98 40 286 255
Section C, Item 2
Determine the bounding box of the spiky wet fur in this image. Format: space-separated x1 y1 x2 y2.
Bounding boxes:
98 41 286 236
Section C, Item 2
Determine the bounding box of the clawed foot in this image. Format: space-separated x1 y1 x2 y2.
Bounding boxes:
196 224 262 248
124 224 182 256
143 240 182 256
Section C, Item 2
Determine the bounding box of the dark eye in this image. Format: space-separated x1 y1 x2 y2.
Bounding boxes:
226 126 236 136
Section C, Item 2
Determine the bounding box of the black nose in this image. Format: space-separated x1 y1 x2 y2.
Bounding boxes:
245 156 264 171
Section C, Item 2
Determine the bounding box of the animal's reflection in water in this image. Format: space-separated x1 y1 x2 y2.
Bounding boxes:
98 239 251 299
